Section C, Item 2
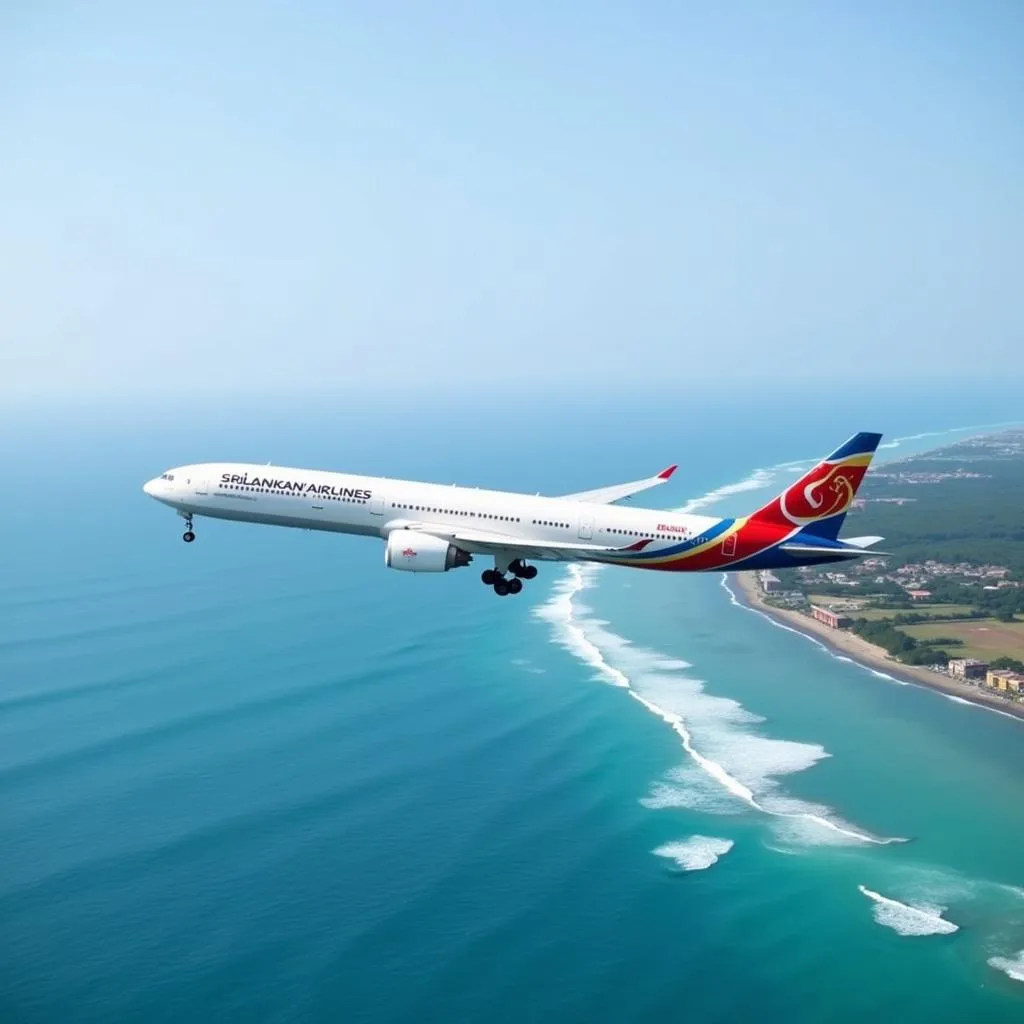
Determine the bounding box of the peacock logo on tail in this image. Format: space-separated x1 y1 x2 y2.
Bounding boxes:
779 461 865 523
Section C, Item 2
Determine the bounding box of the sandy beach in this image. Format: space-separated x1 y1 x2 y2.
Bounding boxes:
733 572 1024 722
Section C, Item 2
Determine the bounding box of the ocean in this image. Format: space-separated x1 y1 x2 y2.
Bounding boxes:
2 391 1023 1023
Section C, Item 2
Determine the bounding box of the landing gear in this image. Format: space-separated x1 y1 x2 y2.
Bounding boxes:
483 560 534 596
182 514 195 543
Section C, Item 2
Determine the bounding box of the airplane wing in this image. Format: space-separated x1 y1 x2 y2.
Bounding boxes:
557 464 677 505
410 524 651 562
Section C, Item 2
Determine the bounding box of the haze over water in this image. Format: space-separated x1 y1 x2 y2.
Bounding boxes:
2 392 1023 1022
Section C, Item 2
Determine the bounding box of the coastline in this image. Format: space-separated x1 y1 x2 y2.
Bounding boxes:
732 572 1024 722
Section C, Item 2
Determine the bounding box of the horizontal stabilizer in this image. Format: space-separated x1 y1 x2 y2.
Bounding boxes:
842 536 885 549
780 543 888 559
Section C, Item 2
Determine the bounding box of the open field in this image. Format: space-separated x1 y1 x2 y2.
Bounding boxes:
805 597 980 622
855 603 978 621
901 618 1024 661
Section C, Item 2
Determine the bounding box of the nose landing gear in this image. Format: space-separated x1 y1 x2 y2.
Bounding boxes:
182 514 195 543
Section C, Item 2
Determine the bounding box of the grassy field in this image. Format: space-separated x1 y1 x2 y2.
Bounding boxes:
901 618 1024 661
805 598 980 622
855 603 979 622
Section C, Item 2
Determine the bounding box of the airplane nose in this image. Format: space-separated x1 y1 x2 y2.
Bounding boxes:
143 478 158 496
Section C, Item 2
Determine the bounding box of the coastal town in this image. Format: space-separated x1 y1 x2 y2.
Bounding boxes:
752 568 1024 706
742 429 1024 714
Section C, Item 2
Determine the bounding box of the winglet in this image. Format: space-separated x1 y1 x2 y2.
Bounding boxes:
657 464 678 481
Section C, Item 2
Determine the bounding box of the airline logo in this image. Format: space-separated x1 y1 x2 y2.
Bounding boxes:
402 547 417 558
779 461 865 524
220 473 371 500
657 523 687 534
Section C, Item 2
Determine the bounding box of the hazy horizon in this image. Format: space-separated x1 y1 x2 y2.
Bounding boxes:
3 2 1023 405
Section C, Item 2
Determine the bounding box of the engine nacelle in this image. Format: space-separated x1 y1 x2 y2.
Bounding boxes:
384 529 472 573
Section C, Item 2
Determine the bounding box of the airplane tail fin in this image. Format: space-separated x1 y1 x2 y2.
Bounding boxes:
748 432 882 541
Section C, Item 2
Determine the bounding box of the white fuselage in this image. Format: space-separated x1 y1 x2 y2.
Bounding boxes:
143 462 715 563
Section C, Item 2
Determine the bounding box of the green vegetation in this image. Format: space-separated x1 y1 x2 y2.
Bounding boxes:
991 656 1024 672
900 619 1024 663
764 432 1024 677
921 579 1024 619
853 603 980 622
846 442 1024 576
850 618 951 665
777 432 1024 672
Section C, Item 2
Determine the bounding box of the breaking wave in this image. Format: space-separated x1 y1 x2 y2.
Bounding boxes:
653 836 734 872
721 575 913 686
677 469 775 514
858 885 959 936
988 950 1024 983
536 566 903 847
674 421 1024 519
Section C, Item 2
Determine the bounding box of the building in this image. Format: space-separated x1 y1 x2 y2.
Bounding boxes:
758 571 782 594
985 669 1024 693
811 606 850 629
948 658 988 681
907 589 932 600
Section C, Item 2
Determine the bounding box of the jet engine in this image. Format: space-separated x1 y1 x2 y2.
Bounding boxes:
384 529 472 572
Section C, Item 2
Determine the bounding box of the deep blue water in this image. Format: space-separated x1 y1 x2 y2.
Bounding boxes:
2 392 1023 1022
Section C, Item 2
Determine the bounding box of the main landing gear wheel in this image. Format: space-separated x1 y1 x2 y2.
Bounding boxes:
493 579 510 597
481 569 500 586
507 577 523 595
510 559 538 580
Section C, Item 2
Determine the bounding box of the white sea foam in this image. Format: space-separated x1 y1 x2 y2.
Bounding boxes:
537 566 902 846
721 575 917 689
989 951 1024 983
724 577 1024 721
653 836 734 871
540 425 1022 853
869 669 908 686
676 468 776 514
858 885 959 936
884 423 1021 449
640 767 745 815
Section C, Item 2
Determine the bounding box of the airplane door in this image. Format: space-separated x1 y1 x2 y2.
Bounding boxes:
578 514 593 540
369 494 385 515
195 477 208 495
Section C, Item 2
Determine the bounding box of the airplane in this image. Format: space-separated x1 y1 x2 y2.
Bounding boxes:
143 432 885 596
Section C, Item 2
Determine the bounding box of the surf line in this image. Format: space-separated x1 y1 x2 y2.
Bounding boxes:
555 565 904 846
722 575 1024 723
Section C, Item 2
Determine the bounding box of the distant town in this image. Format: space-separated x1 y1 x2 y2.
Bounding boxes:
756 429 1024 706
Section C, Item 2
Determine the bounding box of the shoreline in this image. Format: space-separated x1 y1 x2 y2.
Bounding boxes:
732 572 1024 723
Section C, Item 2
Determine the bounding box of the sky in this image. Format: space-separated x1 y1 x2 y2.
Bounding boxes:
2 2 1023 406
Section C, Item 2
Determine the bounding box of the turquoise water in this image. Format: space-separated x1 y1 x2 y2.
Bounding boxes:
2 395 1023 1022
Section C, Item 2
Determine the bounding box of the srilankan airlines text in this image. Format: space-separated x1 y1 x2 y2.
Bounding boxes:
221 474 371 500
